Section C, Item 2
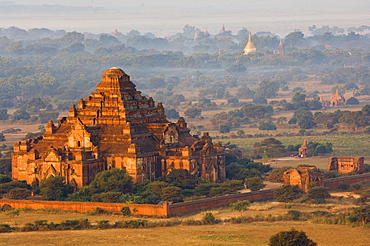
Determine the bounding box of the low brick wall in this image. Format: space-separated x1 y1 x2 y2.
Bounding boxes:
0 199 169 217
2 174 370 218
323 173 370 188
168 189 274 216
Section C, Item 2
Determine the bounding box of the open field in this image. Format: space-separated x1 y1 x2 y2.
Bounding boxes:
1 220 370 246
222 134 370 160
1 201 369 246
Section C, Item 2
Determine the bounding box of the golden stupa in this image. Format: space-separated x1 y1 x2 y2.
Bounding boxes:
244 33 256 55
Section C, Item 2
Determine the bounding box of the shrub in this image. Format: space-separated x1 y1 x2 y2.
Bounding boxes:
308 187 331 200
230 200 250 215
346 97 359 105
96 220 111 229
287 210 301 220
121 206 131 216
269 228 317 246
4 188 31 199
337 183 351 191
0 224 12 233
202 212 217 225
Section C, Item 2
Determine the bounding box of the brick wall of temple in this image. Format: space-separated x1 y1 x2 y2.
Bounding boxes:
323 173 370 188
168 190 274 216
0 199 169 217
2 173 370 217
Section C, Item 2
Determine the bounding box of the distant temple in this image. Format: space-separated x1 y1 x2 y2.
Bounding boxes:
277 39 285 56
319 95 328 107
283 166 325 193
220 24 226 34
298 139 309 158
12 68 226 190
330 89 345 106
244 33 257 55
327 157 364 173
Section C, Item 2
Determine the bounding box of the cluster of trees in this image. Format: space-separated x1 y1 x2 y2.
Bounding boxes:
287 142 333 156
0 152 274 203
0 25 369 111
313 105 370 131
0 97 59 123
32 161 269 203
253 138 333 159
211 104 273 131
0 175 32 199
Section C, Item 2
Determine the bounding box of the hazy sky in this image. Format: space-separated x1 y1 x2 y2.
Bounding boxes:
1 1 370 36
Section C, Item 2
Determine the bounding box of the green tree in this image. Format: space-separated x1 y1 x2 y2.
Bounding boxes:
219 124 231 133
165 108 180 119
254 138 287 158
24 97 46 111
252 96 268 104
184 107 201 118
255 80 279 98
202 212 217 225
166 169 196 189
346 97 359 105
91 191 122 203
88 168 133 194
40 176 74 201
308 187 331 202
338 111 367 131
331 85 346 95
235 86 255 99
230 200 250 215
269 228 317 246
266 166 294 182
161 185 183 202
314 111 341 129
4 188 31 199
293 108 316 129
276 116 287 125
244 177 266 191
292 92 306 103
0 109 9 120
0 174 12 184
147 181 169 197
194 182 219 197
38 111 59 124
121 206 131 216
12 109 30 120
149 77 166 89
259 120 276 130
273 185 302 207
353 205 370 226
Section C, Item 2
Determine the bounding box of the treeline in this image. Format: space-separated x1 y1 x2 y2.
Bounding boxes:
0 25 370 110
0 153 272 203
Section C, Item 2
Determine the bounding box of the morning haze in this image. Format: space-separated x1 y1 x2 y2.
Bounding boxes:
2 0 370 36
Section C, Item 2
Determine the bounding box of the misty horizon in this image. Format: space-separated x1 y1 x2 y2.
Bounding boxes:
0 1 369 37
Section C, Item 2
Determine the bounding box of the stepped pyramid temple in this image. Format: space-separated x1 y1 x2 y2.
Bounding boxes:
330 89 345 106
244 33 257 55
12 68 226 189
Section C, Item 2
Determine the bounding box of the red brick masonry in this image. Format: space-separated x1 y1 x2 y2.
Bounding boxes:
1 173 370 217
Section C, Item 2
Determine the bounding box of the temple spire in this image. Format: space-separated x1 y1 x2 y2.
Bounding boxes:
278 39 285 56
244 33 257 55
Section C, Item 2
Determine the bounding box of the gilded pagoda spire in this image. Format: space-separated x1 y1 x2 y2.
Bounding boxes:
244 33 256 55
278 39 285 56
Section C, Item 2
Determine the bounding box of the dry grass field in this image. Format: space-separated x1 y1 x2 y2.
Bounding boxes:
1 221 370 246
1 201 370 246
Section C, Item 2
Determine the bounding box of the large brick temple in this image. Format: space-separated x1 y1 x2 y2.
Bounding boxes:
12 67 226 189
